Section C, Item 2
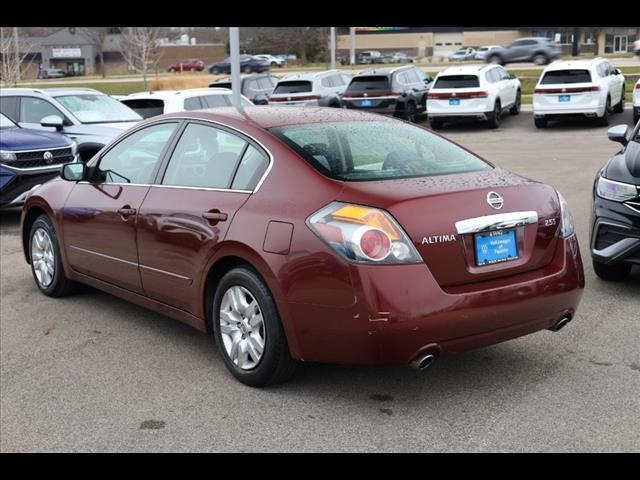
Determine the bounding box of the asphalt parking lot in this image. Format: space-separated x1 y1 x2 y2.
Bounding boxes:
1 109 638 452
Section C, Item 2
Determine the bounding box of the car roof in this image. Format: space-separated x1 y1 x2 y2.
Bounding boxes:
158 106 398 130
542 57 605 71
356 65 416 76
124 88 232 99
280 69 342 81
0 87 102 96
438 64 493 75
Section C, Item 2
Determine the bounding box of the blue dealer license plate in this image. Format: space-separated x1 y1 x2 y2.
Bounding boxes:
475 229 519 266
449 98 460 106
558 95 571 102
360 99 372 106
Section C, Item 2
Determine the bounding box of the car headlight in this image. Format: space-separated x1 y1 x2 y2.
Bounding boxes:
596 176 638 202
307 202 422 264
0 150 17 162
556 190 575 238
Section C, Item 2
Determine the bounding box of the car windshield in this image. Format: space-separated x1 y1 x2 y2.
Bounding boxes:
540 70 592 84
55 94 142 124
434 75 480 89
0 112 18 129
269 121 490 181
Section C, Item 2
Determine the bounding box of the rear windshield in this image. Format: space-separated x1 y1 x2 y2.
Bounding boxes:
121 99 165 119
212 82 232 89
346 76 390 92
273 81 312 94
269 121 490 181
434 75 480 89
541 70 592 84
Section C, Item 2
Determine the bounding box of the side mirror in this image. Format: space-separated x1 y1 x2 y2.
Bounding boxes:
607 124 628 145
41 115 64 131
61 162 86 181
509 74 517 80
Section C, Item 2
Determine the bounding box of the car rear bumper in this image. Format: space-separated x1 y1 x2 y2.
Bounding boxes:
428 112 491 122
343 99 398 115
287 235 585 365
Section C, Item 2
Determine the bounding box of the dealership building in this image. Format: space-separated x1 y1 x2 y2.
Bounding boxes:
336 27 640 59
12 28 226 78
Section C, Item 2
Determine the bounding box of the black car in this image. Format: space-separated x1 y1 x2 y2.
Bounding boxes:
209 74 280 105
342 65 433 123
590 121 640 280
209 56 269 75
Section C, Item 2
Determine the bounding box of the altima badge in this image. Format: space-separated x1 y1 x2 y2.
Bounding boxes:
487 191 504 210
422 234 457 245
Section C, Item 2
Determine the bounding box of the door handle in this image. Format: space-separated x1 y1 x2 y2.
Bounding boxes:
202 211 228 223
117 207 136 218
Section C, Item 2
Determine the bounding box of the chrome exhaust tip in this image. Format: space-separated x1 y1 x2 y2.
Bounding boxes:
410 352 437 370
550 316 571 332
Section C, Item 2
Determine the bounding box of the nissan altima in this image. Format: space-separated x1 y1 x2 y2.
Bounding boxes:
20 107 585 386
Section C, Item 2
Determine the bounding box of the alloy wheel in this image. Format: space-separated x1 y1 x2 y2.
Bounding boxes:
219 285 266 370
31 227 55 288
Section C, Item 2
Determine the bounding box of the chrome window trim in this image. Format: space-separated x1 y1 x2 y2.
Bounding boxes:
75 181 252 195
455 211 539 235
90 115 274 194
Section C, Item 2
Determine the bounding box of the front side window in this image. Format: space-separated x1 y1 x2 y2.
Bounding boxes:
98 123 177 184
19 97 65 124
270 121 490 181
162 123 247 189
55 94 141 124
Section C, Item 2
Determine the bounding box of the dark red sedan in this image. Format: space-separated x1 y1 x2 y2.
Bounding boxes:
167 58 205 72
20 107 585 386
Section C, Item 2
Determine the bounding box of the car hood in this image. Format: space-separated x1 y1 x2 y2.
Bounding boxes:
604 141 640 183
0 127 70 150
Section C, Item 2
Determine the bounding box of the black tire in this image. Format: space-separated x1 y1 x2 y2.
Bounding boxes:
212 266 298 387
430 119 443 130
190 67 196 72
613 87 625 114
211 67 221 75
593 260 631 281
29 215 78 297
487 101 502 129
509 90 521 115
243 65 252 74
488 54 503 65
404 101 418 123
634 111 639 124
534 116 548 128
169 67 176 73
597 97 611 126
532 53 549 66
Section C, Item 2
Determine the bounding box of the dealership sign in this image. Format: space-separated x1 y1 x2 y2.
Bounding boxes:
51 48 82 58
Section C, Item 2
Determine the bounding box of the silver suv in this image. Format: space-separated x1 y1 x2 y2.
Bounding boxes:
486 37 562 66
0 88 142 162
267 70 352 107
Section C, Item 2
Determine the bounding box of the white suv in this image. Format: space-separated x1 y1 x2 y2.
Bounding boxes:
633 78 639 124
426 64 521 129
267 70 352 107
533 58 626 128
121 88 253 119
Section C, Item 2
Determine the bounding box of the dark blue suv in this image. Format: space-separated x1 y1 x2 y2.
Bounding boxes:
0 112 78 208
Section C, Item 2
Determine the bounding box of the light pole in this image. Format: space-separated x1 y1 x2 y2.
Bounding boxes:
330 27 336 69
229 27 241 107
350 27 356 65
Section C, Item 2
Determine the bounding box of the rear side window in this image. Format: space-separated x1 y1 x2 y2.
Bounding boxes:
273 81 312 94
121 99 165 119
231 145 269 190
202 95 230 108
0 96 19 121
184 97 203 110
162 123 248 189
346 76 390 92
540 70 592 84
434 75 480 89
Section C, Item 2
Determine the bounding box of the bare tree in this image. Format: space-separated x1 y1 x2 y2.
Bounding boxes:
78 27 109 78
0 27 34 86
119 27 162 90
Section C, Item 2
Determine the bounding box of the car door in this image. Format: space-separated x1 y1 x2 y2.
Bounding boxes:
497 67 517 106
136 121 270 314
61 122 179 293
607 63 623 104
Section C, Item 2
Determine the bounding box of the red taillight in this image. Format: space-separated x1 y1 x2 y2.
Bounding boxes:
534 85 600 94
357 227 392 261
636 83 640 90
428 90 488 99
